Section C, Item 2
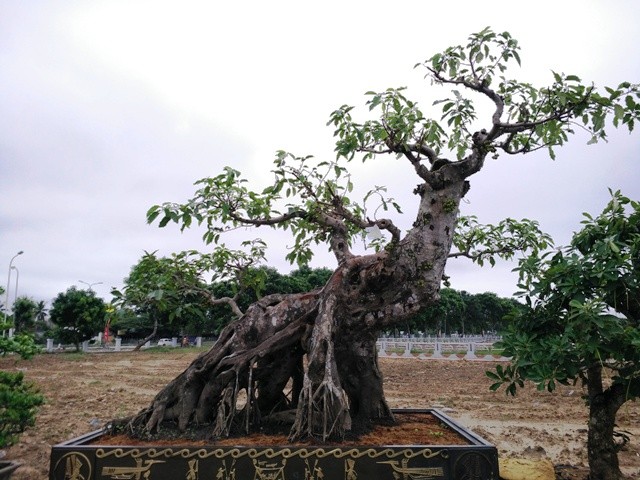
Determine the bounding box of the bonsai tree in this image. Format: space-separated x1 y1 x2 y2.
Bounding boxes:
489 191 640 480
120 28 639 442
0 317 44 448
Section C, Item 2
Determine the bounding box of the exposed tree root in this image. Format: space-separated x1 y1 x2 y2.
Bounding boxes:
120 231 453 443
123 292 317 438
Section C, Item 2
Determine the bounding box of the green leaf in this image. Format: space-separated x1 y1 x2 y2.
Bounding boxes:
158 216 171 228
568 299 583 309
625 95 636 109
146 207 160 224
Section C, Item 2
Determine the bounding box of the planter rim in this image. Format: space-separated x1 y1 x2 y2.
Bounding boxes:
0 460 21 477
56 408 494 449
50 409 499 480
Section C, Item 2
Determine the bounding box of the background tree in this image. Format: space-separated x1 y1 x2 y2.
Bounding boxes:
461 291 519 334
12 296 38 333
35 300 47 324
33 300 50 340
49 287 106 351
120 28 639 443
488 191 640 480
409 287 465 335
112 252 205 349
287 265 334 292
113 243 268 347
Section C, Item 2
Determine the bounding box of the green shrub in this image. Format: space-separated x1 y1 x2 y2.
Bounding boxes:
0 321 45 448
0 371 44 448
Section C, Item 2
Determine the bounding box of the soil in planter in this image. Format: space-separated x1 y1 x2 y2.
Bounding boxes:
97 412 469 447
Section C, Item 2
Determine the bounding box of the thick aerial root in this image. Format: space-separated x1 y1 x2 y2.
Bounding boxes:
289 373 351 441
290 317 351 441
212 379 240 438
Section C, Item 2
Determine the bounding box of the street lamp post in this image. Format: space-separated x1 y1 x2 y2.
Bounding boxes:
3 250 23 337
78 280 103 292
12 266 19 306
9 266 19 338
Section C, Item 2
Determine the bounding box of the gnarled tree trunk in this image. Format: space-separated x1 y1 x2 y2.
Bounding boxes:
121 177 467 441
586 365 627 480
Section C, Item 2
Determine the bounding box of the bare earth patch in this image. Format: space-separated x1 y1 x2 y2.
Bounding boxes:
2 349 639 479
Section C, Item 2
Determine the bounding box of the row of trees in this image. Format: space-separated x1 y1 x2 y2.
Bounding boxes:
406 288 521 336
6 288 106 351
112 256 519 341
7 261 517 350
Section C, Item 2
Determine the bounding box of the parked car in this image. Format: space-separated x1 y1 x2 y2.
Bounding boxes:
157 338 173 346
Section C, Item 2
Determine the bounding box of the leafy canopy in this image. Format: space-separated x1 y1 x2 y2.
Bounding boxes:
489 191 640 397
112 242 269 334
49 287 107 348
147 28 639 268
12 296 38 333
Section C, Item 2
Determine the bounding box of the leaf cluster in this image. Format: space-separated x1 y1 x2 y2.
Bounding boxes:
146 28 639 272
0 330 40 359
147 153 401 266
112 242 276 335
452 216 553 266
420 27 640 160
113 251 221 326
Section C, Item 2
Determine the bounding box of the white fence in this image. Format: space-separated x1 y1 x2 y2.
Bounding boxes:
44 335 510 362
376 335 511 362
45 336 204 353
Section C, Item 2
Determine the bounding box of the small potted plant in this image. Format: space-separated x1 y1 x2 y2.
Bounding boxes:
0 319 44 479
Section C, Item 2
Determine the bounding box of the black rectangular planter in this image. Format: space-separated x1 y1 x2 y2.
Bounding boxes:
49 409 498 479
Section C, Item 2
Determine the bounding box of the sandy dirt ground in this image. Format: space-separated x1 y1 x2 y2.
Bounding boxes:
2 348 639 479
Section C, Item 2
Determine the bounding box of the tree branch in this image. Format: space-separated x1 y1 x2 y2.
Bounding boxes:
201 289 244 318
227 209 308 226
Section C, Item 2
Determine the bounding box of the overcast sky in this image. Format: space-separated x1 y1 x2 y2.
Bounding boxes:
1 1 639 309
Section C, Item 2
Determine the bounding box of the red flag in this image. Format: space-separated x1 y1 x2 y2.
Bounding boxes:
104 318 111 344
